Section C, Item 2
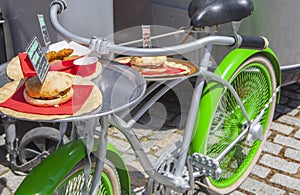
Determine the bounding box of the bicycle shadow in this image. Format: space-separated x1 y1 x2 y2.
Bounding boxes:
273 82 300 120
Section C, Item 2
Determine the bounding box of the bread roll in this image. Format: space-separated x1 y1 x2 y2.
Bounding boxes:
24 71 74 106
130 56 167 68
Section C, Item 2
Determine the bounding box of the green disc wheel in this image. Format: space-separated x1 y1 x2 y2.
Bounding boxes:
54 158 121 195
202 56 277 193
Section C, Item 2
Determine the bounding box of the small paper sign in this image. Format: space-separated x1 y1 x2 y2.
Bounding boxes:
142 25 152 48
25 36 50 83
37 14 51 46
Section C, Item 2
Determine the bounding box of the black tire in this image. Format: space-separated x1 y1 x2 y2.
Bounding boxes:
54 158 121 195
18 127 69 165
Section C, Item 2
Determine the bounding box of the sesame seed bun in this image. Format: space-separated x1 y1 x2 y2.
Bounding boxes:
130 56 167 68
24 71 74 106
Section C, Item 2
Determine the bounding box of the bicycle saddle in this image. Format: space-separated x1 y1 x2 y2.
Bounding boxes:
188 0 254 28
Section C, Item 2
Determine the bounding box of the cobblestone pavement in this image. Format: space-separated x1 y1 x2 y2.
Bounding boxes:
0 82 300 194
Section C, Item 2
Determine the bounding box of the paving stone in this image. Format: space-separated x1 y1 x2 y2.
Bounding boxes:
271 122 294 135
154 133 182 157
274 134 300 150
1 172 25 194
267 130 272 138
295 129 300 139
141 139 160 154
281 90 300 101
273 112 281 120
133 128 154 139
148 129 175 141
275 105 293 114
263 141 282 155
239 177 285 194
270 173 300 191
260 154 299 174
283 84 300 91
147 154 159 167
279 96 288 104
277 115 300 127
121 152 135 164
108 135 131 153
0 188 13 195
230 192 247 195
108 127 126 140
288 109 299 116
284 148 300 162
251 164 271 178
288 100 300 108
0 166 10 177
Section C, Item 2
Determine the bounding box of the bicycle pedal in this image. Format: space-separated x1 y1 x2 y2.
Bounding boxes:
190 153 222 180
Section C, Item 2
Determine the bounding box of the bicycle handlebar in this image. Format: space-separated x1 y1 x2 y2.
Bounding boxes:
49 0 268 57
50 2 91 44
232 34 269 50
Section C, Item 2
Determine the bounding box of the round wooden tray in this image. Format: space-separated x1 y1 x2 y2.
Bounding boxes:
114 57 199 81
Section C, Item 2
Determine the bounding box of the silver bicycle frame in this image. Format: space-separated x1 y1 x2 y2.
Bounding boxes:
49 1 255 193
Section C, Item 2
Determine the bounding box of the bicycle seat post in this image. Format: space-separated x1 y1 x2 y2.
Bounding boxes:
231 21 242 34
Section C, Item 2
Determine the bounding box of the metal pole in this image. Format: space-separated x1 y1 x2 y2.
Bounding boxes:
0 8 7 64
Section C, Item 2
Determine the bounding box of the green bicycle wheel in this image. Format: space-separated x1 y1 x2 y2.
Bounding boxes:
54 159 121 195
202 56 277 193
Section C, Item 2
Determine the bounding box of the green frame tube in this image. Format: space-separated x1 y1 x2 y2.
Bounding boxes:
15 139 131 195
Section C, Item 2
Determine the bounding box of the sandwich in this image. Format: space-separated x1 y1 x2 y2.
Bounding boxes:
130 56 167 68
23 71 74 106
130 56 167 73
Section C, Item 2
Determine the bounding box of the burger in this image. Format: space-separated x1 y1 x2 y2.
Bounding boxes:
130 56 167 68
129 56 168 74
23 71 74 106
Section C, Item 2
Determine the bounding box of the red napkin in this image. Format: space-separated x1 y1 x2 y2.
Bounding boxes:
0 84 94 115
57 62 97 77
18 53 96 77
117 60 186 76
141 65 186 76
18 52 36 77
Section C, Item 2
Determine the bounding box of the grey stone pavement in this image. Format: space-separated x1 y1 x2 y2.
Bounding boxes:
0 82 300 194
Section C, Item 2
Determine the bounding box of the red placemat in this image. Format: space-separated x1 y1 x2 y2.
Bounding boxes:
18 52 36 77
141 66 186 76
0 84 94 115
18 52 96 77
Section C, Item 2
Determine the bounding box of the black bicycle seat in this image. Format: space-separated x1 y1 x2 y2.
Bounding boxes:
188 0 254 28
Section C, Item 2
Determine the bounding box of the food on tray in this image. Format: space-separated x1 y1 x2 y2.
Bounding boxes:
130 56 167 68
115 57 195 79
57 48 74 59
23 71 74 107
45 51 58 62
63 55 80 61
46 48 79 65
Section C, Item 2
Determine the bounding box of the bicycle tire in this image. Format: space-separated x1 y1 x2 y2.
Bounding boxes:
19 127 69 166
54 158 121 195
201 55 277 193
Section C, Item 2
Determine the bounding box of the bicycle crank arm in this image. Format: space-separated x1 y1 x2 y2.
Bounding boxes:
191 128 249 180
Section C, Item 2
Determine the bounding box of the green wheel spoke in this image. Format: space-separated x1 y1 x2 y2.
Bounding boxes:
54 159 120 195
203 56 276 191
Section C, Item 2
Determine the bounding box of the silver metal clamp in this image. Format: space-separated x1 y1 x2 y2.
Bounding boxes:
50 0 67 14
